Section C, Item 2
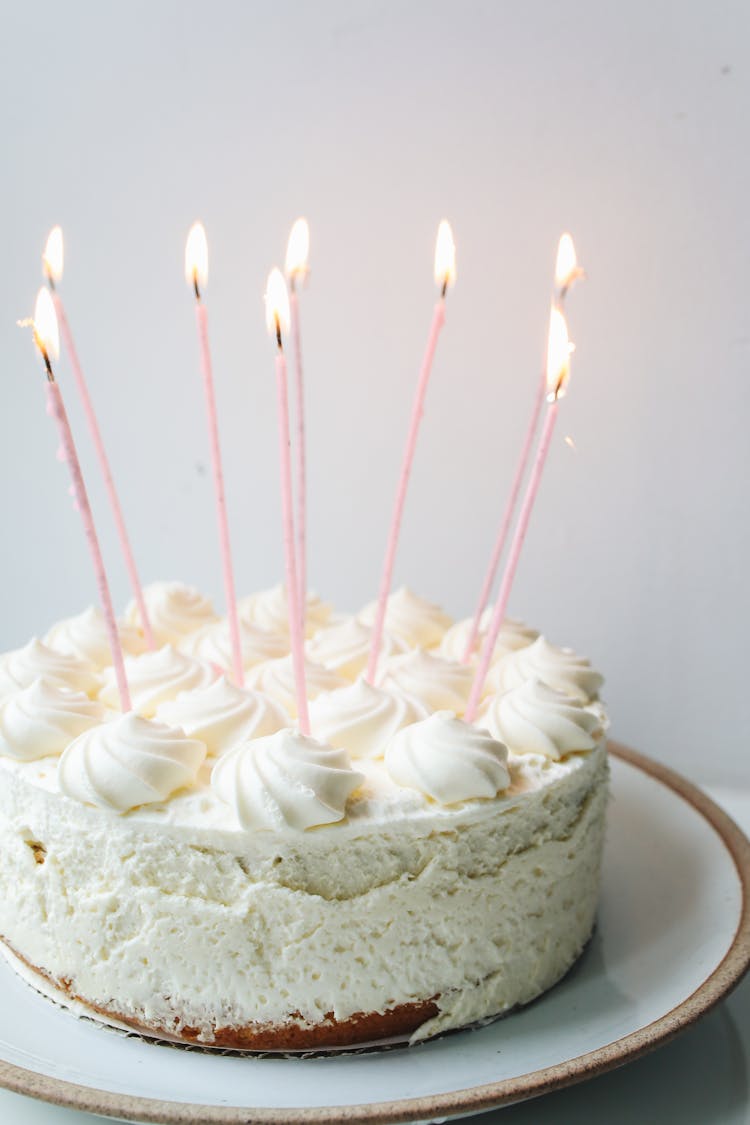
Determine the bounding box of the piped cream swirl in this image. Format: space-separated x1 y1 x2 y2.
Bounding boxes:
45 605 147 668
124 581 218 645
385 712 510 804
309 677 427 759
211 729 364 831
245 656 346 716
485 636 604 703
58 712 207 813
479 678 604 759
0 639 99 700
306 618 405 681
380 649 472 714
359 587 452 649
98 645 216 716
180 619 288 672
0 678 105 761
239 585 332 639
439 613 538 663
155 677 288 757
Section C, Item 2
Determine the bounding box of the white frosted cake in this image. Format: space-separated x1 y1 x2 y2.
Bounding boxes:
0 581 608 1050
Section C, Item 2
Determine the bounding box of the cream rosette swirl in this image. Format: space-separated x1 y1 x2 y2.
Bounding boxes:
239 584 332 639
385 712 510 804
479 678 604 760
309 677 427 759
211 729 364 832
98 645 216 717
0 678 105 762
358 586 452 649
124 581 218 646
155 677 288 757
0 639 99 701
58 712 207 813
245 656 346 717
45 605 147 668
484 636 604 703
305 617 405 681
380 649 473 714
180 619 289 673
439 613 538 664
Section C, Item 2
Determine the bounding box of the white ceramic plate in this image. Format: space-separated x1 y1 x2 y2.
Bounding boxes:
0 743 748 1125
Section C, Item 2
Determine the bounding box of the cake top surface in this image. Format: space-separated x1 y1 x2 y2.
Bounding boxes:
0 581 607 838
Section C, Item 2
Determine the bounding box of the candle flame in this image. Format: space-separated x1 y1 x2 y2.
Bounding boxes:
185 222 208 292
285 217 310 280
554 232 584 294
434 220 456 291
30 287 60 364
42 226 64 284
546 307 573 401
265 267 290 340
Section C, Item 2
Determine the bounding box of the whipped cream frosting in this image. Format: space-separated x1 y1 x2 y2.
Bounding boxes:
124 582 218 645
211 729 364 831
98 645 216 716
380 649 473 713
385 712 510 804
484 636 604 702
309 677 427 759
45 606 147 668
0 679 105 762
480 678 603 759
180 619 288 672
239 585 332 639
58 712 207 813
306 618 405 681
245 656 346 717
359 587 453 649
0 639 99 700
155 677 288 757
439 613 538 663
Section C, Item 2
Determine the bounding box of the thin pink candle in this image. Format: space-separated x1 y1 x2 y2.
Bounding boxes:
266 268 310 734
464 308 573 721
42 227 154 650
285 218 311 633
185 223 243 687
366 220 456 683
25 289 131 712
460 232 585 663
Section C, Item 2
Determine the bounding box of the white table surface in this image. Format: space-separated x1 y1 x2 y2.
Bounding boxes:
2 785 748 1125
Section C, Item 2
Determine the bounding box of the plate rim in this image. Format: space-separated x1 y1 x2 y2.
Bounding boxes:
1 740 748 1125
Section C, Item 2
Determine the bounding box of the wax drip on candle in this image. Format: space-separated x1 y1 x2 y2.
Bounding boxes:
265 267 310 735
366 220 456 684
285 217 310 637
464 308 575 721
19 290 131 713
41 226 155 651
185 222 243 687
460 233 585 664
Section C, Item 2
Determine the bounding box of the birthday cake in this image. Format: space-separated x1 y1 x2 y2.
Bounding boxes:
0 581 608 1051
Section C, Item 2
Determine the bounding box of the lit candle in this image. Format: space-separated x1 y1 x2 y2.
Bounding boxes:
42 227 154 649
461 233 584 663
366 220 456 683
285 217 310 633
22 289 131 712
185 222 243 687
265 267 310 734
464 307 574 721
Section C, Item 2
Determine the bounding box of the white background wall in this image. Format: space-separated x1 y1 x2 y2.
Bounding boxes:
1 0 747 782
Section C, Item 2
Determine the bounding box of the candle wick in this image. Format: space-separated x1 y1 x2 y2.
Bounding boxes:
193 273 201 302
275 315 283 352
289 274 297 295
441 277 448 299
41 347 55 383
46 273 56 294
